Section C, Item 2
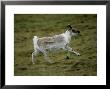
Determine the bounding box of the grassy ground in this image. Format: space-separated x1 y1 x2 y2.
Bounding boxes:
14 14 97 76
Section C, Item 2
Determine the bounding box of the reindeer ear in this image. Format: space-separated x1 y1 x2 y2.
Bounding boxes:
67 24 72 29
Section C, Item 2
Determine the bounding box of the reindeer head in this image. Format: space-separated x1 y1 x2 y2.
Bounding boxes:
67 24 80 36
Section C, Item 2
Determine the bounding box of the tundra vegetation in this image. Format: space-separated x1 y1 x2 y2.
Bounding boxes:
14 14 97 76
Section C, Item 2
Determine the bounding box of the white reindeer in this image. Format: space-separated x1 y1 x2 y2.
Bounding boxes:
32 24 80 64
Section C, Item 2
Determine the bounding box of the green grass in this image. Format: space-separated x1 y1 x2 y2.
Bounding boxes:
14 14 97 76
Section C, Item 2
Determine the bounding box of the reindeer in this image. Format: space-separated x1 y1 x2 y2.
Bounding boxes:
32 24 80 64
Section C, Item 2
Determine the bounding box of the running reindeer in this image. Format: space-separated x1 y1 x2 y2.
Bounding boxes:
32 24 80 64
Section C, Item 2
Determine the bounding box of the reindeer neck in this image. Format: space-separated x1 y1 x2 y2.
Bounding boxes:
64 30 72 44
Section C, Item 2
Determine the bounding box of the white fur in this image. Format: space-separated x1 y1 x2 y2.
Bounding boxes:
32 30 80 64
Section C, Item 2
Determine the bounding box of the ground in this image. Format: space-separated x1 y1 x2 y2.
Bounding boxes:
14 14 97 76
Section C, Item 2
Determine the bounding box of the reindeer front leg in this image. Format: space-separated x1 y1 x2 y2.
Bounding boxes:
65 45 80 56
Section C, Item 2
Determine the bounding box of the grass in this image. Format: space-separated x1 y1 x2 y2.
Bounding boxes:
14 14 97 76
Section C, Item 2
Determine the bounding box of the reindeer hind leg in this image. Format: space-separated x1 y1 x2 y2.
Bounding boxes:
32 50 39 64
41 49 53 63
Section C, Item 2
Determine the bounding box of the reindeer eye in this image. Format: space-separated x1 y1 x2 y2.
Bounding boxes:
72 30 76 33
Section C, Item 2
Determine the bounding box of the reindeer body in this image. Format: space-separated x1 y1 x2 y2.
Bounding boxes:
32 25 80 64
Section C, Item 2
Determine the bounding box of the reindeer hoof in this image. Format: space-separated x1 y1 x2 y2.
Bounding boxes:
66 56 69 59
76 53 80 56
77 53 80 56
48 61 54 64
33 63 35 64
